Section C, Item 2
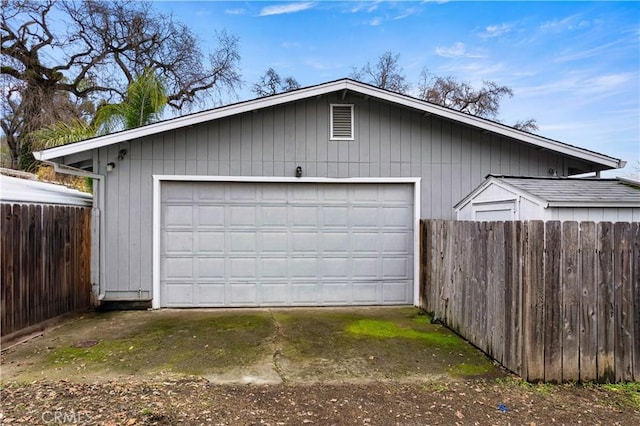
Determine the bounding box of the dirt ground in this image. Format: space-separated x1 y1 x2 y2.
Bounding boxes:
1 307 639 425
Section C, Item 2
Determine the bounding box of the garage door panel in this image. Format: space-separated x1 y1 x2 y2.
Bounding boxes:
160 181 414 307
164 184 193 201
262 206 288 226
230 258 256 278
292 206 317 226
322 206 349 226
230 232 256 252
352 258 379 278
322 185 348 201
197 283 226 304
164 231 193 254
352 283 378 303
352 232 379 252
164 205 193 227
261 283 290 304
229 283 257 304
197 258 225 278
382 257 410 278
322 283 351 304
382 232 411 253
383 207 412 226
292 232 318 251
382 282 410 303
229 206 256 226
291 283 321 304
229 184 257 201
352 186 378 201
321 258 349 277
322 233 349 253
290 258 318 278
351 207 379 226
262 258 287 277
197 206 225 226
197 232 225 252
163 258 192 279
262 232 288 253
164 283 193 305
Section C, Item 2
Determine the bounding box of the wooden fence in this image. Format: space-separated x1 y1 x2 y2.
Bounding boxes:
1 203 92 339
421 220 640 383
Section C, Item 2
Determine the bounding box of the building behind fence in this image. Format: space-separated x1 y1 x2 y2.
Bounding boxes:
421 219 639 383
1 174 93 340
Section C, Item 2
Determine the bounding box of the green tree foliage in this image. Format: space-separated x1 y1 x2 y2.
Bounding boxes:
1 0 241 169
33 70 167 149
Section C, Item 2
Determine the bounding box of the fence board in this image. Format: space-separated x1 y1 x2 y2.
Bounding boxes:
579 222 597 381
614 222 633 382
524 221 545 381
544 221 562 383
561 221 580 381
632 222 640 381
597 222 615 383
421 219 638 383
1 203 92 338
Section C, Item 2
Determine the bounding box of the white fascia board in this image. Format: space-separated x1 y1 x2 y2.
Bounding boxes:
35 78 623 169
453 178 494 211
155 175 420 184
546 201 640 208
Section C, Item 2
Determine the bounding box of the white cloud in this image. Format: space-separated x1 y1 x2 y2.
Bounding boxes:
479 23 513 39
554 39 628 62
583 73 635 94
394 8 419 20
225 8 245 15
259 2 314 17
539 15 590 33
369 17 382 26
435 42 487 58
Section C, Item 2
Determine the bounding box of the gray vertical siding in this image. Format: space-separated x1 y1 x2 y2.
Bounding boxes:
97 93 590 298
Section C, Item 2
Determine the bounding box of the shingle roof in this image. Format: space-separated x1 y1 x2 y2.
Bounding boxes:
491 175 640 206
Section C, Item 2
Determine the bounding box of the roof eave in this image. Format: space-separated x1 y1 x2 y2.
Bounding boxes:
34 79 625 170
546 201 640 208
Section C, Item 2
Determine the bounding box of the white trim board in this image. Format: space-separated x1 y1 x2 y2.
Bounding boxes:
35 79 624 170
152 175 421 309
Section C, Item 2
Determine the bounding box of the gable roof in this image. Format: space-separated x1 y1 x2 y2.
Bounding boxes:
33 78 624 170
455 174 640 209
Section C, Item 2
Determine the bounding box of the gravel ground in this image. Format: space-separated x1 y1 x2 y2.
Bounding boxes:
1 378 638 425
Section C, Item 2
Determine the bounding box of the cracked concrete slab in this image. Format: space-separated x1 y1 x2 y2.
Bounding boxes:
1 307 505 384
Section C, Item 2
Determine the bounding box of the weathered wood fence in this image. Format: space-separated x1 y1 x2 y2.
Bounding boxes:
421 220 640 383
1 204 92 339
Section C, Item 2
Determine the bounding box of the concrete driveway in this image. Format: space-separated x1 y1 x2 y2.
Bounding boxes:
1 307 503 384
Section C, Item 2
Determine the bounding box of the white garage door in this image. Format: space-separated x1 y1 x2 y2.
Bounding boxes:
160 181 414 307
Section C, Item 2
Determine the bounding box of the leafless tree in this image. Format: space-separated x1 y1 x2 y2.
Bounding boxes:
350 51 410 94
1 0 241 169
252 68 300 97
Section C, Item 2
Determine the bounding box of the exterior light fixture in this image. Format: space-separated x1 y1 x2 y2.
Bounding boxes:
106 162 115 172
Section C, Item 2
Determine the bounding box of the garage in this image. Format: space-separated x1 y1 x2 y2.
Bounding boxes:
157 179 417 307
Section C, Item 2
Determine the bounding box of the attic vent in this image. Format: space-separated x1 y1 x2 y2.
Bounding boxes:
330 104 354 140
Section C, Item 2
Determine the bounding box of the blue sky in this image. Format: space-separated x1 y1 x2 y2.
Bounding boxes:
154 1 639 177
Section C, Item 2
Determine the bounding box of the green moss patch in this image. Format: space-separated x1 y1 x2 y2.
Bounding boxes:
345 319 463 348
43 312 274 377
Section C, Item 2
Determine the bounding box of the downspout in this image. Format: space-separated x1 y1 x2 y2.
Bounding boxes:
41 161 106 302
